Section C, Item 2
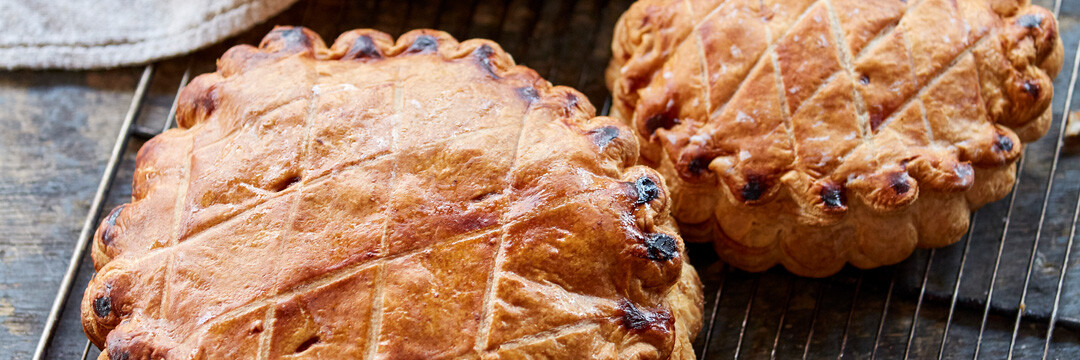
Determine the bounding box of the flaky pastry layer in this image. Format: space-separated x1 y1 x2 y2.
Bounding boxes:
607 0 1063 276
83 27 703 359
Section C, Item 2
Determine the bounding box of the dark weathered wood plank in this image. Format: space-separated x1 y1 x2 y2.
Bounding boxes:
6 1 1080 360
0 69 140 359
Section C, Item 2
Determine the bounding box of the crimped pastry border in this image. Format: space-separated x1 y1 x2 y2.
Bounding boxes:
84 26 703 359
607 0 1064 277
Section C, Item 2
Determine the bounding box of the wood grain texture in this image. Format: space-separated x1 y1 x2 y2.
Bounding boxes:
6 0 1080 359
0 69 139 359
0 1 630 359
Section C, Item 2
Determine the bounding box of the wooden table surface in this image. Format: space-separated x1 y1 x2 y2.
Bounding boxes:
5 0 1080 359
0 0 630 358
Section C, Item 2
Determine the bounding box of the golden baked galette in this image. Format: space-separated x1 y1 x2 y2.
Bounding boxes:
83 27 703 359
607 0 1062 277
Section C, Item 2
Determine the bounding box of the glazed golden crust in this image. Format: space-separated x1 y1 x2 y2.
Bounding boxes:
83 27 702 359
607 0 1063 277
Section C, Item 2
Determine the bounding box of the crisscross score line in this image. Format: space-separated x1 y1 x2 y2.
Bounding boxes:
850 0 925 61
363 69 402 359
480 271 621 354
256 62 324 359
163 80 514 251
811 0 876 181
823 0 869 139
874 36 993 139
125 92 635 352
686 0 997 191
473 85 534 352
702 0 827 121
167 183 627 353
185 94 309 155
112 122 520 275
776 0 922 123
686 0 715 123
770 37 800 180
486 317 609 356
806 0 919 183
94 81 543 357
177 228 505 351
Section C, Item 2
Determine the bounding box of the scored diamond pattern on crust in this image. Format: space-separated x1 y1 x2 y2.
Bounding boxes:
608 0 1062 276
83 27 703 360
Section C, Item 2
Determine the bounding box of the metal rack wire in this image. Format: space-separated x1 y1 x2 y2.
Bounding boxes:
30 0 1080 358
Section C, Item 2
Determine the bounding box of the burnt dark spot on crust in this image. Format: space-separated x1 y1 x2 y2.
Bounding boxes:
277 27 312 50
687 156 711 175
101 204 125 246
620 302 651 330
566 93 579 109
473 44 499 79
890 173 911 194
195 87 217 117
643 112 679 136
1017 14 1044 29
93 296 111 318
633 176 660 205
995 133 1015 152
407 35 438 54
343 35 383 60
1022 80 1041 98
858 74 870 85
619 300 672 332
821 184 845 209
517 86 539 103
870 111 885 132
741 175 767 202
295 336 320 354
589 126 620 149
644 233 678 261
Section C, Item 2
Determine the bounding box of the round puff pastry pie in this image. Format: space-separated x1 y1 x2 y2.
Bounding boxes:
82 27 703 359
607 0 1063 277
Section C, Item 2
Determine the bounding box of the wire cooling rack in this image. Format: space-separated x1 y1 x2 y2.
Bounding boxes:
31 0 1080 358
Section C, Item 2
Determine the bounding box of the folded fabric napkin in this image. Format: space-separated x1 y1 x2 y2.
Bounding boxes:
0 0 299 69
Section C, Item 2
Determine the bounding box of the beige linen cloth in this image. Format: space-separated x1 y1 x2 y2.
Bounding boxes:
0 0 300 69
